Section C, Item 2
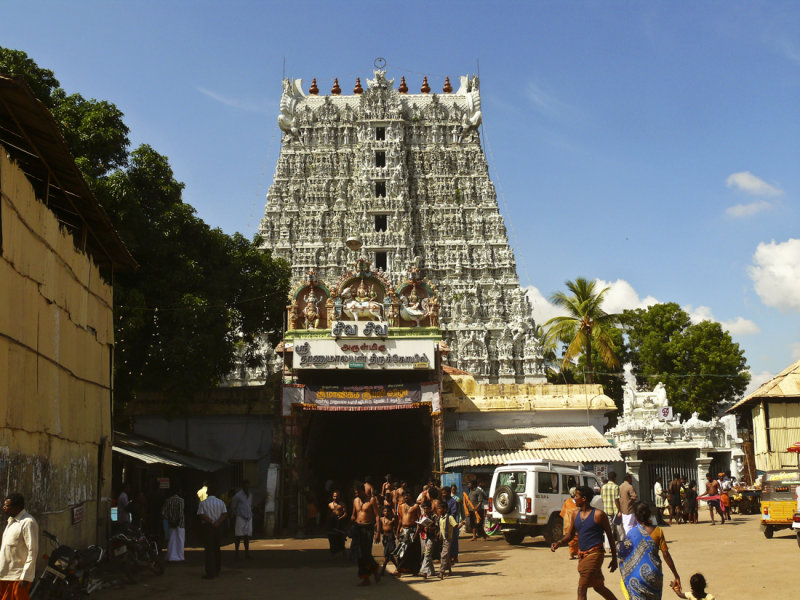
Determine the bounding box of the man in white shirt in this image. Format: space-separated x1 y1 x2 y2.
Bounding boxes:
231 480 254 560
0 493 38 599
197 486 227 579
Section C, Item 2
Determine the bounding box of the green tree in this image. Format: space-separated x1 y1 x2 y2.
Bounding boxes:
546 325 626 416
99 146 289 407
545 278 620 384
622 303 750 418
1 48 290 411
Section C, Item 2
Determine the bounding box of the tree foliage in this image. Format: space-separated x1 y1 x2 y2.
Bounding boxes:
622 303 750 419
545 277 620 384
1 48 290 410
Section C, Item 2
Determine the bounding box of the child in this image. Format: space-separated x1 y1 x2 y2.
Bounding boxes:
379 506 398 575
417 502 436 578
672 573 715 600
435 503 465 579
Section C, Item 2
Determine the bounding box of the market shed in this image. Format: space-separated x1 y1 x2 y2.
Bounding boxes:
727 359 800 473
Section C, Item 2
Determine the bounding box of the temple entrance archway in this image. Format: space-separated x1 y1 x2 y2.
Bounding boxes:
301 407 433 510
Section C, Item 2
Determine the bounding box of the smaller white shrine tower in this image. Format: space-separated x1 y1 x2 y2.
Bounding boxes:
608 383 744 500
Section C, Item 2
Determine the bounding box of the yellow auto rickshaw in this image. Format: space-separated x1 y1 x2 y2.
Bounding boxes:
761 442 800 545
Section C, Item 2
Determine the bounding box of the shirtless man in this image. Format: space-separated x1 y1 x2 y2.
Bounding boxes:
392 482 405 512
351 483 380 585
394 491 422 576
704 473 725 525
327 490 348 555
381 474 393 497
364 478 375 499
379 506 398 575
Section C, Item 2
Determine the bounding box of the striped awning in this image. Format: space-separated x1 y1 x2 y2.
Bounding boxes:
443 425 622 468
444 447 623 469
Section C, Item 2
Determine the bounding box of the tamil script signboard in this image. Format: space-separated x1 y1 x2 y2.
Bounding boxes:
292 338 435 370
304 384 421 410
281 382 441 415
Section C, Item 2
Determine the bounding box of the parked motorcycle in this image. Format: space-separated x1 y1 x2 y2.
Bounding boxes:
109 527 164 582
30 530 107 599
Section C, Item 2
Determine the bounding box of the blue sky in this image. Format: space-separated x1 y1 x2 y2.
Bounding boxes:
4 1 799 395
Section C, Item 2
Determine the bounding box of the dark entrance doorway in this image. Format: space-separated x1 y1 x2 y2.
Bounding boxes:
302 407 432 506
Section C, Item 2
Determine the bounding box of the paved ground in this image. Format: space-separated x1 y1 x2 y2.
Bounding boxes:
96 514 794 599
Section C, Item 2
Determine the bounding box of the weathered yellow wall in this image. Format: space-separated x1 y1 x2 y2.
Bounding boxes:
0 147 113 548
751 401 800 472
441 373 616 412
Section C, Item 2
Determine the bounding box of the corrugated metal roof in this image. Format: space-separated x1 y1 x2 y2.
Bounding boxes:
444 446 623 468
444 426 612 451
728 359 800 413
113 432 230 473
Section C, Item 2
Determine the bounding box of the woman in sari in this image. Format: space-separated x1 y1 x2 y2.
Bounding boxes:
617 503 681 600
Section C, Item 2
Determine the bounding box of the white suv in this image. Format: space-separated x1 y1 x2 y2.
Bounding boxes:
488 459 602 545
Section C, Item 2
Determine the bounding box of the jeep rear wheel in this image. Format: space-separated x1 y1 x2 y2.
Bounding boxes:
503 530 525 545
493 485 517 515
763 525 774 539
544 515 563 544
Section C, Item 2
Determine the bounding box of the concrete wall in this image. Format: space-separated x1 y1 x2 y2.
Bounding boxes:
133 415 273 502
0 148 114 547
446 409 609 433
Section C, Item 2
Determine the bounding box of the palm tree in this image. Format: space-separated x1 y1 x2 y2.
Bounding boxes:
544 278 620 384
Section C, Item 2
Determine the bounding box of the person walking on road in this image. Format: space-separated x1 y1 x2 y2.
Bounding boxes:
619 474 638 535
618 503 681 600
197 486 227 579
161 489 185 562
466 479 487 541
0 493 38 600
551 486 618 600
231 481 254 560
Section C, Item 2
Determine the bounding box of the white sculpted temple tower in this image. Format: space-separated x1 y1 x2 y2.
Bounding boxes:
259 70 544 383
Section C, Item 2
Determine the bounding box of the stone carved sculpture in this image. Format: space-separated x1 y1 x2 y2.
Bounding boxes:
278 79 305 144
256 68 544 382
457 75 482 142
341 281 383 321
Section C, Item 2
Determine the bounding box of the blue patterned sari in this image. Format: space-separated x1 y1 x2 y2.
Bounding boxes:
617 523 663 600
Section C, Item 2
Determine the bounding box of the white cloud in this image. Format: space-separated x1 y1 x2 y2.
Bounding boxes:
725 200 772 218
524 285 565 326
529 280 759 337
525 279 657 326
748 238 800 313
725 171 783 197
684 305 760 336
744 370 775 397
196 86 267 113
594 279 658 314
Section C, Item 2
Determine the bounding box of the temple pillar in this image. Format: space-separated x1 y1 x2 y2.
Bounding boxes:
696 453 713 490
625 456 643 496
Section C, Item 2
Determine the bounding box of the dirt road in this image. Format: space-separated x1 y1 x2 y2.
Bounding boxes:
96 514 794 599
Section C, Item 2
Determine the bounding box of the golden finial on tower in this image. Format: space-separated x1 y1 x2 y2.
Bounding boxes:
398 76 408 94
443 76 453 93
309 78 319 95
354 77 363 94
421 76 430 93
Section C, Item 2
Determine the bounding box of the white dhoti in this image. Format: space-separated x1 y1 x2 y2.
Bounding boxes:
166 527 185 561
235 515 253 537
621 512 637 534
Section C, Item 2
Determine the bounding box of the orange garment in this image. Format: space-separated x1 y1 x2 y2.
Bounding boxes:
720 492 730 509
0 581 31 600
560 498 579 556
